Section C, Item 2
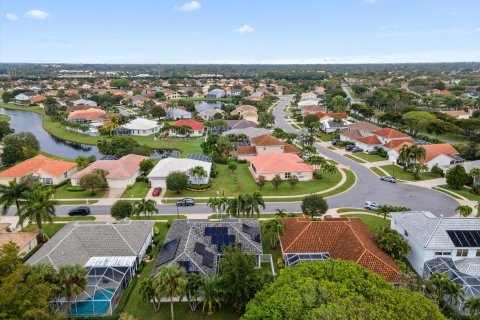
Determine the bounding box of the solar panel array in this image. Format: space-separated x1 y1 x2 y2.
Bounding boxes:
186 154 212 163
243 223 261 243
212 235 236 252
203 251 215 268
447 230 480 247
155 238 180 267
204 227 228 236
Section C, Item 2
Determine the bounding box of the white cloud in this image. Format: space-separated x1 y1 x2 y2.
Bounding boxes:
364 0 376 3
235 24 254 34
25 10 49 20
5 13 18 21
177 1 201 12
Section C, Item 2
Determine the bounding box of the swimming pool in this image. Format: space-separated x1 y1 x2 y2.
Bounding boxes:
70 288 115 316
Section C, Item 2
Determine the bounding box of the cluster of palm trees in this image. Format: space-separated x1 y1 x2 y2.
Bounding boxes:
398 144 428 180
188 166 208 185
426 272 480 317
309 155 337 180
0 178 56 241
133 198 158 219
261 219 284 249
140 264 222 319
208 193 266 218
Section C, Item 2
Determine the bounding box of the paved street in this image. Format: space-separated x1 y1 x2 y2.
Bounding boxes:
275 95 459 217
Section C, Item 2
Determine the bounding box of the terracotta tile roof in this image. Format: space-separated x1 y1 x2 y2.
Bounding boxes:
251 134 284 146
317 112 348 119
372 128 410 139
348 121 380 132
249 153 313 174
283 144 300 154
67 108 107 121
30 95 46 103
443 110 469 116
0 232 37 248
0 155 76 178
382 138 413 149
71 154 148 180
356 135 382 145
422 143 459 163
280 217 401 282
67 105 102 113
237 146 257 155
172 119 204 131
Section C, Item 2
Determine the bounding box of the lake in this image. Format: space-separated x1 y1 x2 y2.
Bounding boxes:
0 108 101 159
194 101 225 112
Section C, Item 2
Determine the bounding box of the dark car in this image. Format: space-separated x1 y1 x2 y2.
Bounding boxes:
176 198 195 206
331 139 339 145
152 187 162 197
351 147 364 153
345 144 355 151
68 206 91 216
381 176 397 183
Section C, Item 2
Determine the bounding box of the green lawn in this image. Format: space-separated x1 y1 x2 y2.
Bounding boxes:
345 154 367 163
130 215 187 222
380 164 441 181
322 169 356 198
437 185 480 202
23 223 66 238
316 133 336 142
352 152 387 163
0 102 45 115
121 181 150 198
370 167 385 177
342 214 390 233
52 216 96 222
337 208 371 213
432 187 463 200
0 114 11 122
164 163 343 198
39 151 75 162
52 183 107 199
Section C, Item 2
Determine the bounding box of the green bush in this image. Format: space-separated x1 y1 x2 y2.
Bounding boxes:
135 175 147 182
153 226 160 235
187 183 213 190
66 186 85 192
126 184 133 190
313 169 323 179
51 179 70 190
431 164 445 177
210 164 219 178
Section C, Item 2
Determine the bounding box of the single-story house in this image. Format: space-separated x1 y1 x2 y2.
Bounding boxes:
0 155 77 185
71 154 148 188
346 121 381 136
14 92 39 105
339 128 364 142
354 135 383 152
237 134 300 160
298 99 322 108
388 143 460 170
120 118 161 136
248 152 313 181
231 105 258 123
371 128 410 145
222 127 271 139
199 109 224 121
442 110 470 119
71 99 97 107
27 220 154 317
320 118 349 133
226 120 257 130
206 89 225 98
67 108 107 124
170 119 204 137
0 225 38 256
280 217 401 283
148 157 212 188
300 105 325 117
167 107 192 120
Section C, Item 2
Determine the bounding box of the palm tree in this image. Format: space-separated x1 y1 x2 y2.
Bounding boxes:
207 197 221 219
104 114 121 136
244 192 265 218
410 145 427 163
188 166 207 185
200 277 222 316
0 178 28 216
58 264 87 318
18 185 56 241
321 163 337 182
260 219 284 249
139 276 160 312
412 163 428 180
137 198 158 219
444 279 464 308
153 264 188 320
309 155 326 169
463 297 480 319
226 195 246 217
426 272 451 307
476 202 480 217
471 168 480 188
275 208 287 218
398 144 411 165
456 205 473 217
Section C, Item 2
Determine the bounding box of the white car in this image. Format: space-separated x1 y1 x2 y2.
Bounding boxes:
364 201 380 211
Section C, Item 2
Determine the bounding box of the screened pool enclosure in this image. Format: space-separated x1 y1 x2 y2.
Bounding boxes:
53 257 136 317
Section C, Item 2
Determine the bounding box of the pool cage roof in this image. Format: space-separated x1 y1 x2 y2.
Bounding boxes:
424 257 480 314
54 263 135 317
285 253 331 267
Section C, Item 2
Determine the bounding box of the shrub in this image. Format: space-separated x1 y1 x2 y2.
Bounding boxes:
446 165 468 190
313 169 323 179
135 175 147 182
126 184 133 190
210 164 219 178
187 183 213 190
277 257 285 269
110 200 133 220
153 226 160 235
66 186 85 192
431 164 444 177
237 159 247 164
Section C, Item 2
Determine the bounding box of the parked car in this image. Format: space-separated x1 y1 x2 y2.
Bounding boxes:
351 147 364 153
68 206 91 216
152 187 162 196
302 152 311 159
364 201 380 211
331 139 339 145
176 198 195 206
381 176 397 183
345 144 355 151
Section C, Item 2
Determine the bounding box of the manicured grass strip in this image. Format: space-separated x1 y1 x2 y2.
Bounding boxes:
342 214 389 233
344 154 367 163
437 185 480 201
121 181 150 198
22 223 66 238
337 208 371 213
432 187 463 200
130 215 187 221
53 216 96 221
380 164 441 182
317 133 336 142
323 169 356 198
53 183 107 199
327 146 337 150
208 213 300 220
0 102 45 115
0 114 11 122
352 152 387 163
56 200 99 205
370 167 385 177
39 151 75 162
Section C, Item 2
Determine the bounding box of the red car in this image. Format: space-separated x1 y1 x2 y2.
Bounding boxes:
152 187 162 197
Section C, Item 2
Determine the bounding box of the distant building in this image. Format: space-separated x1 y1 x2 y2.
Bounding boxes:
120 118 162 136
206 89 225 98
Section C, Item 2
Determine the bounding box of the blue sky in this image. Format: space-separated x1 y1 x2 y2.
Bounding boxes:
1 0 479 63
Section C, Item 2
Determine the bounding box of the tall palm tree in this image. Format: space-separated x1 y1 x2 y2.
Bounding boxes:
463 297 480 319
444 279 464 308
260 219 284 249
153 264 188 320
471 168 480 188
188 166 207 185
139 199 158 219
309 155 326 169
275 208 287 218
139 277 160 312
426 272 451 307
58 264 87 318
0 178 28 216
104 114 121 136
207 197 221 218
226 195 246 217
410 145 427 163
200 277 222 316
412 163 428 180
245 192 265 218
398 144 411 165
322 163 337 182
456 205 473 217
18 185 56 241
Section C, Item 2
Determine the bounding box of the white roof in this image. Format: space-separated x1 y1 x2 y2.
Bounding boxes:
222 127 271 138
391 211 480 249
148 157 212 179
85 256 137 268
123 118 161 130
298 99 321 106
72 99 97 106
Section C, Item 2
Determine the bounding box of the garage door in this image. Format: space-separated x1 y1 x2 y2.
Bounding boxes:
149 178 166 188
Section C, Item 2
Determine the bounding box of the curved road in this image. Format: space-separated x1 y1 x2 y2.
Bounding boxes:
274 94 458 217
